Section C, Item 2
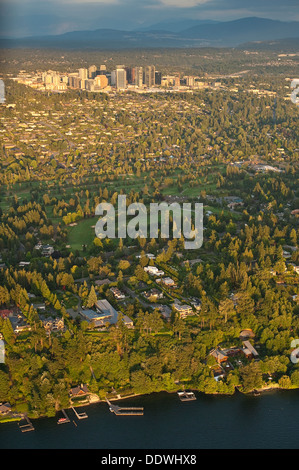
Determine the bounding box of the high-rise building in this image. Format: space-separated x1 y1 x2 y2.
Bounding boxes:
68 74 81 89
135 67 143 87
125 67 133 84
88 65 98 79
185 76 195 87
129 67 136 85
78 68 88 81
155 71 162 86
115 65 127 90
174 75 181 87
85 79 95 91
144 65 155 87
52 74 61 86
110 71 116 87
99 65 107 75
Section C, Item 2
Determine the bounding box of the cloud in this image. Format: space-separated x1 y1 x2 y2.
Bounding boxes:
158 0 209 7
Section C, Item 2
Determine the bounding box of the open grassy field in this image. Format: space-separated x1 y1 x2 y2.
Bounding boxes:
67 216 98 252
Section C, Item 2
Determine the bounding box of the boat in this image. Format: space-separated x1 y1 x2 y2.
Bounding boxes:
177 391 197 402
58 417 67 423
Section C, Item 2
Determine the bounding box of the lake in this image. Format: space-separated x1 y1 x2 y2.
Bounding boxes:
1 390 299 449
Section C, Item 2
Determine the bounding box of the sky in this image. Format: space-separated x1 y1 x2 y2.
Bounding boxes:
1 0 299 38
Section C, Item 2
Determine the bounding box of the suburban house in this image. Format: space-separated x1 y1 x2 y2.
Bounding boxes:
213 367 226 382
144 266 164 276
161 277 177 288
242 340 259 359
239 329 255 340
209 348 229 364
190 298 202 311
69 384 89 399
0 403 11 415
9 313 32 334
0 309 14 318
80 299 133 328
110 287 126 300
136 253 156 260
41 316 64 332
34 243 54 257
143 288 164 300
172 302 194 319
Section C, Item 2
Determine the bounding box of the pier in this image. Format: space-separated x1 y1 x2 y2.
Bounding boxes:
106 398 144 416
71 406 88 419
57 409 70 424
177 391 197 402
18 415 34 432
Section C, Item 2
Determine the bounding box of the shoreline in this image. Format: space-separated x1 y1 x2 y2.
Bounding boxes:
1 384 298 425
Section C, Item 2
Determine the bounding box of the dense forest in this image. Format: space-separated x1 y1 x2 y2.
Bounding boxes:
0 49 298 420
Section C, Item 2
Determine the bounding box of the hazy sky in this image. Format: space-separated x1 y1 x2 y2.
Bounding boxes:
1 0 299 37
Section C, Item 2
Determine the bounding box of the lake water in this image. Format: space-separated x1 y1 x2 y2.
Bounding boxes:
1 390 298 449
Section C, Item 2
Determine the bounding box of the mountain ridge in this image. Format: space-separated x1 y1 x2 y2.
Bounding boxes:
1 17 298 49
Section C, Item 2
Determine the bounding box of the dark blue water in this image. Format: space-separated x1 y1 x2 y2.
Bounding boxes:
1 390 298 449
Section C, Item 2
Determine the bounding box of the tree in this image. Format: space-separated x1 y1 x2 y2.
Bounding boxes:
0 370 10 401
240 362 263 393
218 298 235 323
118 260 130 271
86 285 97 308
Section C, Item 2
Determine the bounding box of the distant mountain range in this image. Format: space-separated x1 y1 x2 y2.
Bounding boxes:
1 17 299 49
135 19 220 33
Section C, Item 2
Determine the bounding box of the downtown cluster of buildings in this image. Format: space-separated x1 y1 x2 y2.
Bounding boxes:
15 64 207 93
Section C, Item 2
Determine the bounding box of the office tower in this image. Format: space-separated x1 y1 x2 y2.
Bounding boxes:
135 67 143 87
155 71 162 85
99 65 107 75
125 67 132 84
110 70 116 87
52 74 61 86
186 76 195 87
43 72 54 85
115 65 127 90
68 74 80 89
144 65 155 87
88 65 98 79
129 67 136 85
78 68 88 81
85 79 95 91
174 76 181 87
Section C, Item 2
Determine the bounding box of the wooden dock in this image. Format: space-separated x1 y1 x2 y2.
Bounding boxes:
106 398 144 416
178 391 197 402
71 406 88 419
18 415 34 432
57 409 70 424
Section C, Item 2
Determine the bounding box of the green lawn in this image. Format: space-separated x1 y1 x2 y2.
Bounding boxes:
67 216 98 252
